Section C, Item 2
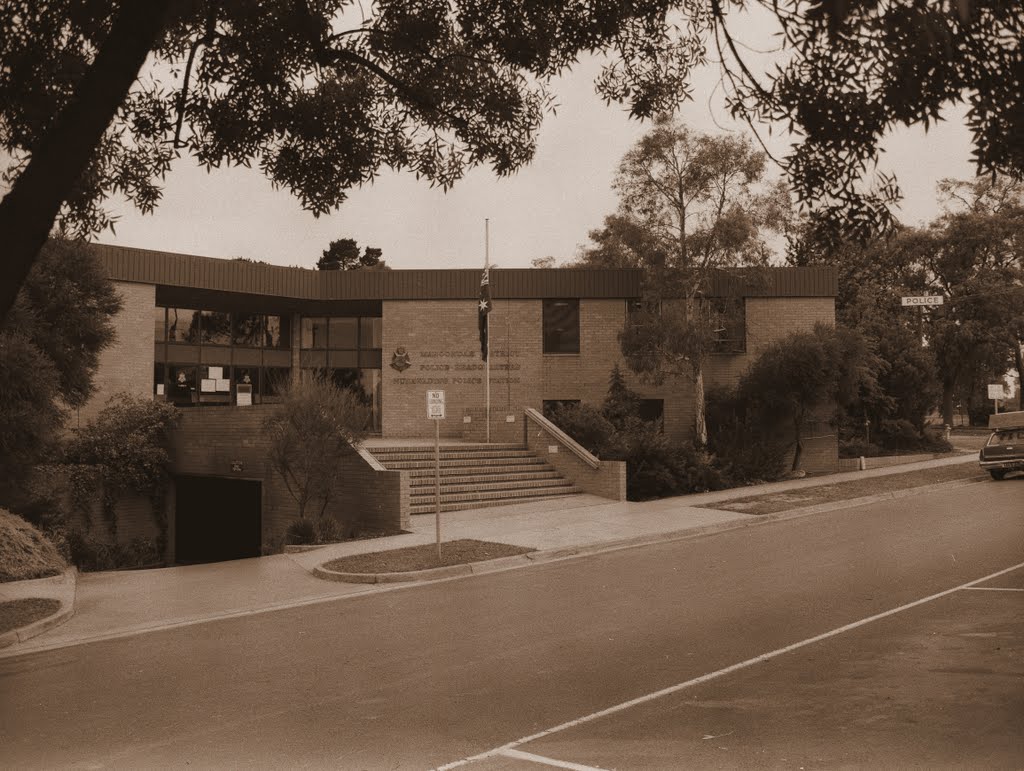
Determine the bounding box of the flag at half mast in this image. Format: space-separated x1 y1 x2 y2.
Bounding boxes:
478 264 491 361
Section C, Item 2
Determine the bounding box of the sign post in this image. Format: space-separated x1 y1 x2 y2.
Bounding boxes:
427 390 446 561
988 383 1005 414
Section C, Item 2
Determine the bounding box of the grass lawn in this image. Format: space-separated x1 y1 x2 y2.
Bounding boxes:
323 539 534 574
0 598 61 636
712 464 987 516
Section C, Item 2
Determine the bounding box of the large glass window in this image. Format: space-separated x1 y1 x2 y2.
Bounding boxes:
301 317 328 349
708 297 745 354
232 313 263 346
360 317 382 349
543 299 580 354
638 399 665 431
264 315 290 349
328 317 359 349
199 311 231 345
168 365 198 406
167 308 200 343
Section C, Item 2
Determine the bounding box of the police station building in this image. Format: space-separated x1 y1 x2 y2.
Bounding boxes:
82 244 838 563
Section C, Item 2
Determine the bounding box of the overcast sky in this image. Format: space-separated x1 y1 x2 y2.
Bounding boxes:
101 14 977 272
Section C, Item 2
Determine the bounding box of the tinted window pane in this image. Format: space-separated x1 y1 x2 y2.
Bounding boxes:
167 308 201 343
154 307 166 342
199 311 231 345
168 365 197 406
301 317 327 349
264 315 290 349
543 299 580 354
232 313 263 346
262 368 290 397
154 363 165 398
360 317 383 349
639 399 664 430
328 317 358 349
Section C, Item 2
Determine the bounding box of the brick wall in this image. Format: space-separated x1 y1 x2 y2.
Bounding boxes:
380 295 838 472
75 280 155 428
169 405 406 557
523 413 627 500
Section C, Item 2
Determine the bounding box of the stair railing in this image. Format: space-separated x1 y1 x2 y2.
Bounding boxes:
523 408 600 469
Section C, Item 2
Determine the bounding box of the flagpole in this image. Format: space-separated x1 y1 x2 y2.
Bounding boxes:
485 218 490 444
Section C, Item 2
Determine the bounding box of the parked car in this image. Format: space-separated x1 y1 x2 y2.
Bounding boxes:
979 411 1024 480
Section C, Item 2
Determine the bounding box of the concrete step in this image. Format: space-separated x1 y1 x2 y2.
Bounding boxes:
370 448 536 463
369 443 522 454
406 463 554 479
410 490 582 515
409 470 563 487
377 456 546 471
410 477 575 497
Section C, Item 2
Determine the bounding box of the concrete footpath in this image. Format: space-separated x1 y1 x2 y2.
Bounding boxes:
0 452 984 658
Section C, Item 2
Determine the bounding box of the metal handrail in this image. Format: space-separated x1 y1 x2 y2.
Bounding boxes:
523 408 600 469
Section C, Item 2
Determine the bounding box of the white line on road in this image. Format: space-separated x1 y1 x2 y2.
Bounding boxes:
497 749 609 770
963 586 1024 592
435 560 1024 770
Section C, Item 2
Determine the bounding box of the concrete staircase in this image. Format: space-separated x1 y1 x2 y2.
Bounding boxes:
366 443 581 514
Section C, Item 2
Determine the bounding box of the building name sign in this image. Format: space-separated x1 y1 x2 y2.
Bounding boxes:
901 296 944 306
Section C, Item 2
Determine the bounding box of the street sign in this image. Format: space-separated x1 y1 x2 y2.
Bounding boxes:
901 296 944 306
427 389 445 419
988 383 1006 400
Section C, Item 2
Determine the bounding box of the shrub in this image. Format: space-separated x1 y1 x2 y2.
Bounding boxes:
58 528 163 572
0 508 66 582
314 516 344 544
285 518 316 545
838 439 885 458
63 395 179 546
705 387 787 485
548 403 616 456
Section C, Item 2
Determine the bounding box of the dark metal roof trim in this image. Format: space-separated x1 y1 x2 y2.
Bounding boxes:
92 243 836 300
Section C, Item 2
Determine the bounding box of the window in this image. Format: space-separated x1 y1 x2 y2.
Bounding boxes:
168 365 198 406
166 308 200 343
232 313 263 347
199 364 232 405
264 315 290 349
154 363 165 397
707 297 745 354
360 317 382 349
543 299 580 354
638 399 664 431
199 311 232 345
301 317 329 349
542 399 581 420
328 317 359 349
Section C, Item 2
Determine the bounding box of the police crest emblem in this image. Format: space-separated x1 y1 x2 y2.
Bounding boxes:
390 346 411 372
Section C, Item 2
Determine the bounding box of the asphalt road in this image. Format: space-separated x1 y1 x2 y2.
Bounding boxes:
1 478 1021 770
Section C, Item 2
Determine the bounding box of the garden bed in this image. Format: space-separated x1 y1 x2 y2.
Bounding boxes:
0 598 61 636
322 539 534 574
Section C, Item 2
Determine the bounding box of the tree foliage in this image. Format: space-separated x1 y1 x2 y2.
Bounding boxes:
737 323 882 471
579 118 781 443
63 395 179 543
0 240 121 504
1 1 1020 322
263 375 370 526
317 238 386 270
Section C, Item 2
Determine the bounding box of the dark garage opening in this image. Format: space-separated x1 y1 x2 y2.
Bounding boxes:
175 476 261 564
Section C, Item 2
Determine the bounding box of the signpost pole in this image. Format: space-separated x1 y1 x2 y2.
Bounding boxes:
435 417 441 561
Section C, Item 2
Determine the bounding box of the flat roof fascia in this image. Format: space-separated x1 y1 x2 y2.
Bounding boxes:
94 244 837 301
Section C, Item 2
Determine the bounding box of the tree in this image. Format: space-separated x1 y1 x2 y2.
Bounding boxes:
263 375 370 525
582 118 781 444
317 238 386 270
0 240 121 505
3 3 1020 325
738 324 882 471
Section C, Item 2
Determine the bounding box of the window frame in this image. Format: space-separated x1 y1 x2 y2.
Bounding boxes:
542 298 581 355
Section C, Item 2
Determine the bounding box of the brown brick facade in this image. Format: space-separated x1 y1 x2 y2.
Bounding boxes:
76 280 155 428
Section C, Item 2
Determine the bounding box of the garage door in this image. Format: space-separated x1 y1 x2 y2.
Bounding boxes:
175 476 261 564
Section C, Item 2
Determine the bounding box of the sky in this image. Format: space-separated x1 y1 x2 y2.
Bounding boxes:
100 13 978 272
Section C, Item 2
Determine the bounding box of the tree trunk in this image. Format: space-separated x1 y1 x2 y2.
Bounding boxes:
941 381 956 426
693 361 707 446
791 415 803 472
0 0 172 325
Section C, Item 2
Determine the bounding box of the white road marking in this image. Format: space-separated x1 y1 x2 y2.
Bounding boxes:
963 586 1024 592
435 560 1024 770
497 748 609 770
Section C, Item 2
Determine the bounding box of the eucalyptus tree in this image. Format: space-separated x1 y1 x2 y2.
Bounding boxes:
582 117 784 443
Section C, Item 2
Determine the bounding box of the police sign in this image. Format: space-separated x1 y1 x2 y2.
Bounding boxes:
900 296 944 306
